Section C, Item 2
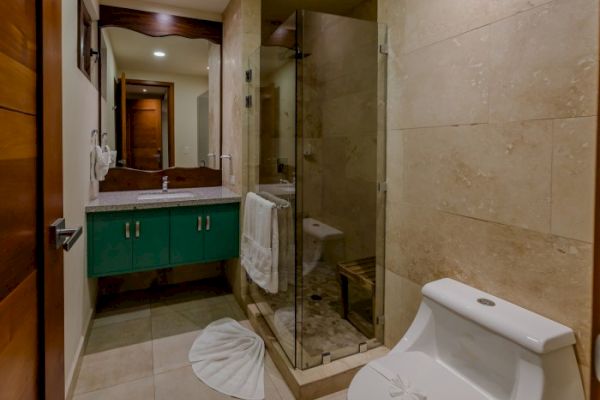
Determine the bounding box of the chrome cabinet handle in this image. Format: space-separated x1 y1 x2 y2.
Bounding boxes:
135 221 140 238
206 215 211 231
197 216 202 231
125 222 130 239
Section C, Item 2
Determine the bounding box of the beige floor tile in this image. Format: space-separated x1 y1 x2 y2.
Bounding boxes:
75 342 153 395
153 330 201 374
86 317 152 354
72 376 154 400
151 308 200 340
265 354 295 400
317 390 347 400
154 366 232 400
93 308 151 328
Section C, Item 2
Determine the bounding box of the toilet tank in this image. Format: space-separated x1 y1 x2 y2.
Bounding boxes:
393 279 584 400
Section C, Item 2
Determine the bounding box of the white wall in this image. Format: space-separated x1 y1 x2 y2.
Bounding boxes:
62 0 99 393
121 70 208 167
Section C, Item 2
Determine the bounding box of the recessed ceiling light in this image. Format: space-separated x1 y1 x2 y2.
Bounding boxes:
206 66 210 70
142 88 148 93
153 51 166 57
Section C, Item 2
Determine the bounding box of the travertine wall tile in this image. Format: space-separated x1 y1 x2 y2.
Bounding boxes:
401 121 553 233
391 26 490 130
489 0 598 122
552 117 597 242
400 0 553 54
380 0 598 393
384 270 422 347
386 202 593 367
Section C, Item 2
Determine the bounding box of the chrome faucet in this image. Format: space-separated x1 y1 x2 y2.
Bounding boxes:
162 176 169 192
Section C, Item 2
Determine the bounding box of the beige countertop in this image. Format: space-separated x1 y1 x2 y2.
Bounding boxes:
86 186 241 213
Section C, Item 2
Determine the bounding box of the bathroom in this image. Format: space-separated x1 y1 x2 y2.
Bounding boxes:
0 0 598 399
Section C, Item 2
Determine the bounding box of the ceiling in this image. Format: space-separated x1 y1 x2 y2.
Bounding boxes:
106 27 210 77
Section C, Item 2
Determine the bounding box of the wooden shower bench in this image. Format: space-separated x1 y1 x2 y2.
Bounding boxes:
337 256 376 337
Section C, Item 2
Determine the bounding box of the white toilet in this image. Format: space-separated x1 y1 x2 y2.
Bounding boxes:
302 217 343 275
348 278 584 400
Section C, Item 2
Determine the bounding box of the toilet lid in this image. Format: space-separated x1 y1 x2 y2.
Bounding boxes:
348 351 489 400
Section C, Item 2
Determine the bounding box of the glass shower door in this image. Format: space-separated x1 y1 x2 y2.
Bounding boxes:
297 10 386 369
246 24 299 367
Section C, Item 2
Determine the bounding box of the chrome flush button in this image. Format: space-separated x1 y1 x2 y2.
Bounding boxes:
477 298 496 307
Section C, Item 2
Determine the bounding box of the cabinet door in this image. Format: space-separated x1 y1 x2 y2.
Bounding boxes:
133 209 170 270
170 206 204 265
89 211 133 277
204 203 240 262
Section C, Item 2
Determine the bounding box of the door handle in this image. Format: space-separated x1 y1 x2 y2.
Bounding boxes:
125 222 130 239
197 216 202 231
135 221 140 238
50 218 83 251
206 215 211 231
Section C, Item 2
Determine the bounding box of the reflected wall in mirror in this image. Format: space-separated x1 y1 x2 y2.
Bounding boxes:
100 27 222 171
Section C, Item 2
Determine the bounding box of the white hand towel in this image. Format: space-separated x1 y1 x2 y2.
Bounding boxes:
241 192 279 293
93 145 110 181
188 318 265 400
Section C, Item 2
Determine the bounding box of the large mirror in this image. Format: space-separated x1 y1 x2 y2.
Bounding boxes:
100 26 222 171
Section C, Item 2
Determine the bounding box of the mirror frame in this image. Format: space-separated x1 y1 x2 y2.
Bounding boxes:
97 5 223 190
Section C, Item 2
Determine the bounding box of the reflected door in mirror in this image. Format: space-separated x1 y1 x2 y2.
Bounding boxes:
127 99 162 170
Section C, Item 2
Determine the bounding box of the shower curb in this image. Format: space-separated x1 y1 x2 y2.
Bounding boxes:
247 303 389 400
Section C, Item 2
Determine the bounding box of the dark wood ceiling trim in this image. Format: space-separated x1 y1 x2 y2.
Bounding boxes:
99 5 222 44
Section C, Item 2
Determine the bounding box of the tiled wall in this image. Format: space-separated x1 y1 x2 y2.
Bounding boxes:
222 0 261 304
300 13 380 261
379 0 598 394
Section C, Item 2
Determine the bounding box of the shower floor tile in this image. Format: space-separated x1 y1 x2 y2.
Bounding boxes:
253 262 371 368
73 277 346 399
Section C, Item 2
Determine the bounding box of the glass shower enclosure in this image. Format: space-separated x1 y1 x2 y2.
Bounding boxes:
246 10 386 370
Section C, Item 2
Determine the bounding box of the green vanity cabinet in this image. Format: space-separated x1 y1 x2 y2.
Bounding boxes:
133 209 170 271
204 203 241 262
87 202 240 278
170 206 205 265
87 211 133 276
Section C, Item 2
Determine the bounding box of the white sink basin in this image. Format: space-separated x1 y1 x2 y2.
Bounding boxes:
137 192 194 201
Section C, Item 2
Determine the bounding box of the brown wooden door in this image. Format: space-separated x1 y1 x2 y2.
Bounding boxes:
0 0 64 399
127 98 163 170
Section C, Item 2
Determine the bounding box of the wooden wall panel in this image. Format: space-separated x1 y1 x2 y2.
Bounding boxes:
0 272 38 400
100 167 222 191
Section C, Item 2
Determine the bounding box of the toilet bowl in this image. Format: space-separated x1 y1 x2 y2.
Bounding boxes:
302 217 343 275
348 278 584 400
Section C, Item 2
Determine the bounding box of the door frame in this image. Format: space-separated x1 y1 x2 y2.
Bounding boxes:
124 78 175 168
38 0 65 399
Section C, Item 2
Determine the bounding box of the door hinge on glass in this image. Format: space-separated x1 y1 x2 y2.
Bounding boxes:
379 44 389 55
378 182 388 193
245 69 253 82
245 95 252 108
377 315 385 326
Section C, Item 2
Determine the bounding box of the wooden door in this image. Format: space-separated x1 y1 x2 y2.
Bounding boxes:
127 98 163 170
0 0 64 399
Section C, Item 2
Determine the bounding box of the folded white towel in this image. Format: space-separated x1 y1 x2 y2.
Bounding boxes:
188 318 265 400
93 145 110 181
241 192 279 293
